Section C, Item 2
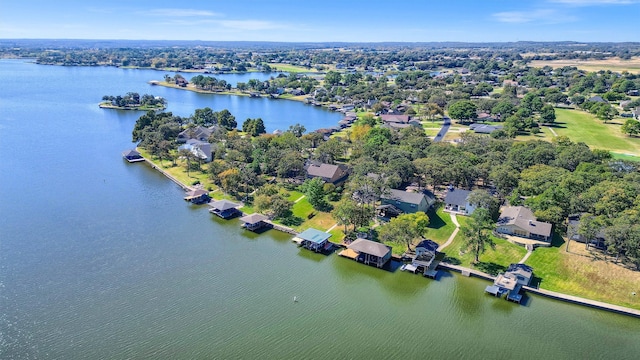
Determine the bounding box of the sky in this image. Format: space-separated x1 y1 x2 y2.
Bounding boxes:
1 0 639 43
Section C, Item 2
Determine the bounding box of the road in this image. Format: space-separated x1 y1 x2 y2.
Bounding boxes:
433 116 451 142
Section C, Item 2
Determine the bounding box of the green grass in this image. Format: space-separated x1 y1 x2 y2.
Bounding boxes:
526 235 640 310
552 109 640 155
443 223 527 276
610 152 640 162
426 206 457 244
268 63 315 73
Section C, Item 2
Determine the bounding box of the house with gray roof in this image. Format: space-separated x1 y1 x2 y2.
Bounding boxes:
444 187 476 216
380 189 435 215
567 213 606 249
306 163 350 185
496 206 553 243
469 123 503 134
178 139 212 163
485 263 532 303
177 125 215 143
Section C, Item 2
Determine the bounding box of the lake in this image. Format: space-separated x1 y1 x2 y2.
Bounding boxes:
0 59 638 359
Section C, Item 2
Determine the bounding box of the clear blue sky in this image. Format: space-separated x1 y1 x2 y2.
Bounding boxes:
1 0 639 42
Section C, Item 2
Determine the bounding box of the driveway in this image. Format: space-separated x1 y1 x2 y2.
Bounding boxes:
433 116 451 142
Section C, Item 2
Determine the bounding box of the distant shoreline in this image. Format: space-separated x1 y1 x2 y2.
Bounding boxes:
153 81 310 104
99 102 166 111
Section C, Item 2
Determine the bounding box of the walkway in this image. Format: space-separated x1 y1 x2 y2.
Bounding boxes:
437 213 460 252
143 158 192 191
294 195 306 203
547 126 558 137
518 249 533 264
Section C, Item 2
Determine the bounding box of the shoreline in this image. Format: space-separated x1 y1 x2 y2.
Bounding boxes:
154 81 316 106
136 152 640 318
99 103 166 111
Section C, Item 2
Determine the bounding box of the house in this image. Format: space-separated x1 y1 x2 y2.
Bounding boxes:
178 139 212 163
475 112 495 122
341 238 392 268
444 187 476 216
588 95 608 104
306 163 350 185
122 149 144 163
469 123 503 134
184 189 210 204
177 126 214 143
294 228 332 253
380 189 435 215
485 263 532 303
208 199 241 219
567 214 606 249
626 90 639 96
503 79 519 87
496 206 553 243
240 213 269 231
380 114 410 125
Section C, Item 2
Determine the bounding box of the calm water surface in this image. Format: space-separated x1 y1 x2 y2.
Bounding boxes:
0 60 638 359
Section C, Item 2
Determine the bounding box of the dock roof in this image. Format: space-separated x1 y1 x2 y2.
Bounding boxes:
348 238 390 258
209 199 240 211
297 228 331 244
239 213 268 224
184 188 208 200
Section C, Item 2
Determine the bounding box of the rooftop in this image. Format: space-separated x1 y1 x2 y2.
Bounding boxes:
297 228 331 244
348 238 391 258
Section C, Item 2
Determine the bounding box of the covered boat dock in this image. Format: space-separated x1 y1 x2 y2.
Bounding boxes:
240 213 269 232
294 228 332 253
209 200 241 219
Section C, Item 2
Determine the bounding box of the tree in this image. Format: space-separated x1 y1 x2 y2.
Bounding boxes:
621 119 640 137
242 118 266 137
288 123 306 137
192 107 216 126
314 138 347 164
539 104 556 124
577 213 601 250
217 109 237 130
324 71 342 86
460 208 495 263
378 212 430 252
331 198 359 232
448 100 477 124
300 177 328 210
218 168 241 194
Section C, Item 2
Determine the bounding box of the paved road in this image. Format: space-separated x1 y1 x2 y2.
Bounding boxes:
433 116 451 142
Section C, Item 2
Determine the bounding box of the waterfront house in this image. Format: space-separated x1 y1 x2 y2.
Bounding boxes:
184 189 210 204
485 263 533 303
343 238 392 268
122 149 144 162
178 139 212 163
566 214 606 249
294 228 332 252
496 206 553 243
380 189 435 215
305 162 350 185
177 126 214 143
208 199 241 219
444 187 476 216
239 213 269 232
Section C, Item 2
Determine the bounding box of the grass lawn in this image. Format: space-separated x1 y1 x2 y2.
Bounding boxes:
530 57 640 74
426 206 456 245
525 236 640 310
268 63 316 73
551 109 640 155
442 220 528 276
610 152 640 162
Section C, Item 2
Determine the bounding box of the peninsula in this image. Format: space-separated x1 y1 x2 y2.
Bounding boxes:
99 92 166 111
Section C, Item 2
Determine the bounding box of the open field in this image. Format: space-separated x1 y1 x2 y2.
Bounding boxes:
526 236 640 310
530 57 640 74
553 109 640 155
267 63 316 73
